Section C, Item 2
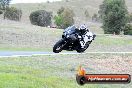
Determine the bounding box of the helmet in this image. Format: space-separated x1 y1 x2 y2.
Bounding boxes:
79 24 88 34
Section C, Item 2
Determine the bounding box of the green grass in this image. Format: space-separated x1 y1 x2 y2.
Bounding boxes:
0 54 131 88
0 73 99 88
95 35 132 45
0 56 98 88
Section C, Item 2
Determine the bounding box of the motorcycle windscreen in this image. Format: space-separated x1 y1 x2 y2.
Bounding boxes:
64 26 76 35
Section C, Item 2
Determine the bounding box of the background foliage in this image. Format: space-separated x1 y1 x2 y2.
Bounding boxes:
99 0 128 35
29 10 52 27
54 7 74 29
4 7 22 21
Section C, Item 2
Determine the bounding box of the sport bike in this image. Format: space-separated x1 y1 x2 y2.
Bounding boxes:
53 26 96 53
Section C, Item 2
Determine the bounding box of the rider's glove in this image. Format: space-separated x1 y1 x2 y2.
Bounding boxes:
78 35 82 39
78 35 83 41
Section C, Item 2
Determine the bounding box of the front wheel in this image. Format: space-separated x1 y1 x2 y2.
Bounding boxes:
53 39 65 53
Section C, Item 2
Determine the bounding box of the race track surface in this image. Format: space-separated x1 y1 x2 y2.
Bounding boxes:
0 51 131 58
0 51 80 57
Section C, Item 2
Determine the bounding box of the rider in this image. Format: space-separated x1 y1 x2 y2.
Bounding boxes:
77 24 90 48
67 24 92 48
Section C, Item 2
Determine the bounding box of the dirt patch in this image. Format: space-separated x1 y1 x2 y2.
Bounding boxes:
80 54 132 75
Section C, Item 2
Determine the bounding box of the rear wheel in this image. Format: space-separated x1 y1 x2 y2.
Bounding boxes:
53 39 65 53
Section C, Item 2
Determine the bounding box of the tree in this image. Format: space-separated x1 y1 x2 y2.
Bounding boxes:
98 0 128 34
0 0 12 18
29 10 52 27
4 7 22 21
0 0 11 10
124 24 132 35
54 15 63 28
61 8 74 29
54 7 74 29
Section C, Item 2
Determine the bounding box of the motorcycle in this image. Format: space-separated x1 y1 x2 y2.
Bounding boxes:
53 26 96 53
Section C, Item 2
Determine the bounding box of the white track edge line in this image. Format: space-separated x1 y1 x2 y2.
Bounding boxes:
0 52 131 58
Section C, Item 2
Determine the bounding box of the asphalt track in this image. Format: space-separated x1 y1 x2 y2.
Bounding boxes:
0 51 80 58
0 51 131 58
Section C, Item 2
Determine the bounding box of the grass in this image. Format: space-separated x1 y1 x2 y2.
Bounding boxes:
1 16 131 52
0 22 63 51
0 73 99 88
0 21 132 52
0 0 131 87
0 54 131 88
95 35 132 46
0 46 50 51
0 73 98 88
0 55 96 88
0 34 131 52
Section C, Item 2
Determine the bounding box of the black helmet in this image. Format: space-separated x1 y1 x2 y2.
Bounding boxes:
79 24 88 34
